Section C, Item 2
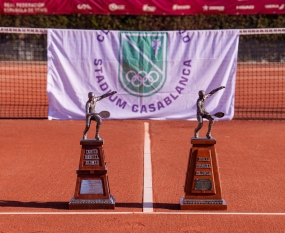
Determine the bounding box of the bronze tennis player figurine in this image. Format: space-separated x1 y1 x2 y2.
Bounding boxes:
194 86 225 139
83 91 117 140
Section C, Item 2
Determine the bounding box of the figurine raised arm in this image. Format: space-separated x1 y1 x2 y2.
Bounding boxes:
83 91 117 140
194 86 225 139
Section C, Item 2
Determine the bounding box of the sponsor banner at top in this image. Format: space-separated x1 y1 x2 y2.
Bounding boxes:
0 0 285 15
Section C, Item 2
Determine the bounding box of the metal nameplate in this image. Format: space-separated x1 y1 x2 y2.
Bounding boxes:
85 149 98 154
195 171 211 176
84 155 99 159
196 164 211 168
194 178 212 190
80 180 104 194
84 160 99 165
198 157 210 161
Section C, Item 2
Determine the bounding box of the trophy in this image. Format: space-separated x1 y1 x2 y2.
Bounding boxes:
69 91 116 209
180 87 227 210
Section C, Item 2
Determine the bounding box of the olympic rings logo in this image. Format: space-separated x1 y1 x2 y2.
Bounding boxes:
126 70 160 88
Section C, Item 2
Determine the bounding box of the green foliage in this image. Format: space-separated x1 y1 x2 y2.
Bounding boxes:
0 14 285 30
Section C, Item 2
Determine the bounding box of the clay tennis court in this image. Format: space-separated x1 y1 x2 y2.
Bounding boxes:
1 62 285 232
1 119 285 232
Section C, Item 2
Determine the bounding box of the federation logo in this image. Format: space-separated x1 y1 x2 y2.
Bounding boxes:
119 32 168 97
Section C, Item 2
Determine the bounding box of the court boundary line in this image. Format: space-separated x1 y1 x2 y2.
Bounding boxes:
1 212 285 215
143 122 153 212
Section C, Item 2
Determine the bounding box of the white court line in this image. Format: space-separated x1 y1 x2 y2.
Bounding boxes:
143 122 153 213
1 212 285 215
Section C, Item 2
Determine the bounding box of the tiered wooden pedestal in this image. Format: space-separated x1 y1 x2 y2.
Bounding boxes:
180 138 227 210
69 139 115 209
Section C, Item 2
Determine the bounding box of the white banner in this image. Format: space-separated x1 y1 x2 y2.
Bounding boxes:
47 29 239 120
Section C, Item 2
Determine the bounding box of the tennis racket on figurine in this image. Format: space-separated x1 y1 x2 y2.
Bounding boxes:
90 111 110 118
213 112 224 118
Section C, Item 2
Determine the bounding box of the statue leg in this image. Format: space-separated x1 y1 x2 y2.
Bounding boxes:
94 116 102 140
83 126 90 140
194 115 203 138
83 117 91 140
206 118 214 139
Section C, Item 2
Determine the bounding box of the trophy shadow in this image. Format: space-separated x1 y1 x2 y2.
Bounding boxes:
0 200 180 210
0 200 68 210
153 203 180 210
113 202 142 209
115 202 180 210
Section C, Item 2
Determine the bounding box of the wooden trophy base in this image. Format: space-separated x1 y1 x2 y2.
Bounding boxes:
180 138 227 210
69 139 115 210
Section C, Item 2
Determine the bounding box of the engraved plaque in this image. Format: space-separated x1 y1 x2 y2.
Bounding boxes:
85 149 98 154
196 164 211 168
194 179 212 190
84 155 99 159
84 160 99 165
80 180 104 194
195 171 211 176
198 157 210 161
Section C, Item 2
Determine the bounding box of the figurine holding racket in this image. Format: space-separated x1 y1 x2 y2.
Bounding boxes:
83 91 117 140
194 86 225 139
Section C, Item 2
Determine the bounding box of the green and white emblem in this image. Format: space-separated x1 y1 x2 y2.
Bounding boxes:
119 32 168 97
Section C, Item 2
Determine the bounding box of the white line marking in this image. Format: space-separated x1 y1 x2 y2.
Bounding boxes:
143 122 153 213
1 212 285 215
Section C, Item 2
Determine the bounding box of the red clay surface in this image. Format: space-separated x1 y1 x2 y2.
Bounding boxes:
1 119 285 232
0 62 48 118
234 63 285 119
151 120 285 213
